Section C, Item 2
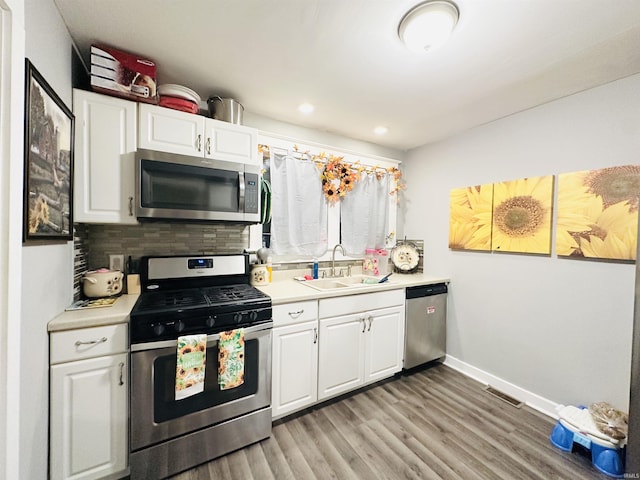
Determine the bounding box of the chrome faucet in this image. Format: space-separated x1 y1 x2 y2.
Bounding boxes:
331 244 346 277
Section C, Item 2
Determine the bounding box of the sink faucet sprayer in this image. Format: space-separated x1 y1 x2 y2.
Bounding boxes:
331 244 346 277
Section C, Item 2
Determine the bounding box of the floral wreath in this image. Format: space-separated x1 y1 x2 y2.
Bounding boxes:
317 155 360 203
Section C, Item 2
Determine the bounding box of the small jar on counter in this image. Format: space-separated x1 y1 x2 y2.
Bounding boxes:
363 248 378 275
375 249 389 276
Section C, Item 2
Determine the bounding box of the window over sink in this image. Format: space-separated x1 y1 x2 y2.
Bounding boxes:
250 135 401 262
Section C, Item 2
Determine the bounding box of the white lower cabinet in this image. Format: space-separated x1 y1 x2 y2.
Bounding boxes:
271 290 405 418
271 301 318 419
50 324 128 480
317 313 366 399
318 290 405 401
364 307 405 382
272 320 318 419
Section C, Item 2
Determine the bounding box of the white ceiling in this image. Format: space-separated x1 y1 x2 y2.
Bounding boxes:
54 0 640 151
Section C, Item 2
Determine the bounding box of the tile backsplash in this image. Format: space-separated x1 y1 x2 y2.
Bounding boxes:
73 222 422 301
73 225 89 300
77 221 250 271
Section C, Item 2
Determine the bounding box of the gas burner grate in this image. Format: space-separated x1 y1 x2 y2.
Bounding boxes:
202 285 269 304
137 289 208 310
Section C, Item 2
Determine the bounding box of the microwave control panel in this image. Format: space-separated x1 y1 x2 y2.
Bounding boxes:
245 173 259 214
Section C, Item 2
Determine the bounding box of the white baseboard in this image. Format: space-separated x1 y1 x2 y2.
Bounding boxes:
443 355 559 420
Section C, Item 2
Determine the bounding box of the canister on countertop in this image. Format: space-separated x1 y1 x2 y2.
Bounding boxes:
363 248 378 275
250 264 269 286
375 249 389 276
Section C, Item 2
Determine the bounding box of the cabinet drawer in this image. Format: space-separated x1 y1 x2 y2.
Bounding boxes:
273 300 318 327
319 289 404 319
50 324 128 364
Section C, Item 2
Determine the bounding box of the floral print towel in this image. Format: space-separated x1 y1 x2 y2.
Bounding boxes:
218 329 245 390
175 334 207 400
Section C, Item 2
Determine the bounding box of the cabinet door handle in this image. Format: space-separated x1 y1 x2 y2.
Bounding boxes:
118 362 125 386
288 309 304 318
128 196 134 216
313 327 318 344
75 337 107 346
361 317 366 333
206 137 211 155
196 134 202 152
367 314 373 332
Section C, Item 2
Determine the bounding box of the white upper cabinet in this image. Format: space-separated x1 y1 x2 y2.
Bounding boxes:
138 103 205 157
203 118 258 164
73 89 138 224
139 104 258 164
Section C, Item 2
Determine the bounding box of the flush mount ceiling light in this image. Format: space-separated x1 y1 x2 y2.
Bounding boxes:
374 126 388 135
298 102 315 114
398 0 459 53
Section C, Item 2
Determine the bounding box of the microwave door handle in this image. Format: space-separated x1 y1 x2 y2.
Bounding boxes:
238 171 246 212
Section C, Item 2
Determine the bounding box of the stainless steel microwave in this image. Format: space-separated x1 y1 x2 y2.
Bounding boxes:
135 149 260 223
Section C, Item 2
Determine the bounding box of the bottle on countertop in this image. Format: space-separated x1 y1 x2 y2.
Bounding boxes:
312 257 319 279
266 256 273 283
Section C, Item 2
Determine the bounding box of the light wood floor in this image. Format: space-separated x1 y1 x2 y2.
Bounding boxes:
171 364 611 479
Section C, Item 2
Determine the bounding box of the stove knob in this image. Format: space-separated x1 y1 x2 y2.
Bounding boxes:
249 311 258 321
152 324 165 336
233 312 243 323
206 315 216 327
174 320 185 333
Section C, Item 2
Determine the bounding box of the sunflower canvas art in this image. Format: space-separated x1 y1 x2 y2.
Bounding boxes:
556 165 640 261
491 176 554 254
448 184 493 251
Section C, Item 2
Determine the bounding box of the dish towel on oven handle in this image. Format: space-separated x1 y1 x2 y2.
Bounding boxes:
175 334 207 400
218 328 245 390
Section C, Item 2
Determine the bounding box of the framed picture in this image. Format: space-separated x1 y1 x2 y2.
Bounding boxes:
556 166 639 261
23 59 74 241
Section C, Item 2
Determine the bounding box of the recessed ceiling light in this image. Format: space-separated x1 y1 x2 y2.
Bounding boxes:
398 0 459 53
374 126 388 135
298 103 315 114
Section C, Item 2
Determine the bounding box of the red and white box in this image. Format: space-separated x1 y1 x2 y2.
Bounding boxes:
90 44 157 103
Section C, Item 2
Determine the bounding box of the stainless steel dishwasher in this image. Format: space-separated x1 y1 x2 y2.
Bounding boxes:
404 283 448 369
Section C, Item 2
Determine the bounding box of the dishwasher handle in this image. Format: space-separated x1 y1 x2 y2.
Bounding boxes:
406 283 448 299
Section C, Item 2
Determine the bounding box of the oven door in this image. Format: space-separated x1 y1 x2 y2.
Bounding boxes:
130 322 272 452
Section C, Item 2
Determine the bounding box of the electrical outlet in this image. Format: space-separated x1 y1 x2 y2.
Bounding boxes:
109 254 125 272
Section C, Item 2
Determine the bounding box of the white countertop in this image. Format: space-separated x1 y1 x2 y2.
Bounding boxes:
47 272 449 332
256 272 449 305
48 294 139 332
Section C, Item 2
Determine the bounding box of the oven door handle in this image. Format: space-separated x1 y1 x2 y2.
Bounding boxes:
131 321 273 352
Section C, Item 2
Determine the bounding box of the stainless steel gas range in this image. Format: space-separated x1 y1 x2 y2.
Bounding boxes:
129 254 272 479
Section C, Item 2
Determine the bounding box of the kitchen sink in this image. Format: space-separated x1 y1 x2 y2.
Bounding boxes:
302 275 388 291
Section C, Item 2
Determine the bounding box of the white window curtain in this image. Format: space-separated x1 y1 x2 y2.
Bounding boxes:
340 172 390 255
270 151 328 256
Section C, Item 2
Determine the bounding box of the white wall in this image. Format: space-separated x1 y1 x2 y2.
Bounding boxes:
0 1 25 478
402 74 640 412
244 111 405 161
21 0 74 478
